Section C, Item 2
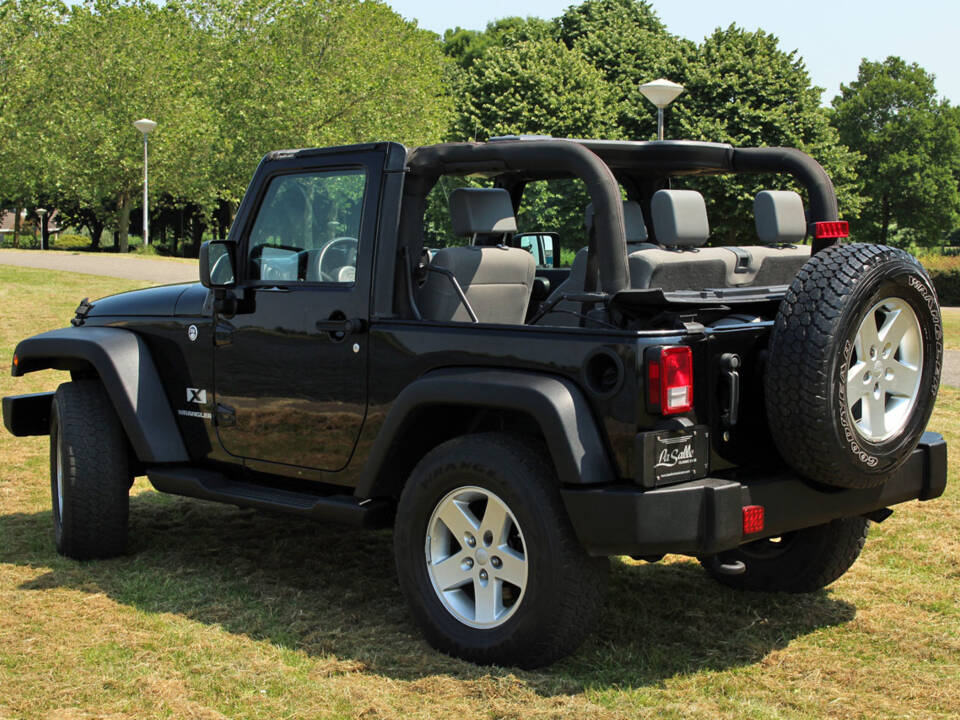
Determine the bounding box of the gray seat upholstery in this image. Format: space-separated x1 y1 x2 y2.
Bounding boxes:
748 190 811 285
542 201 652 322
634 189 731 289
417 188 535 324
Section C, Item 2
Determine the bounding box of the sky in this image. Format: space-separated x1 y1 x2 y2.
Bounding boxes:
387 0 959 106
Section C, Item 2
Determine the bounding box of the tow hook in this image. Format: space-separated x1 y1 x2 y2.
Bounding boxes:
720 353 741 428
707 556 746 575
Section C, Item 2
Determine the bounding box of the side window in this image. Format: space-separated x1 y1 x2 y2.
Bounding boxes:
247 168 366 283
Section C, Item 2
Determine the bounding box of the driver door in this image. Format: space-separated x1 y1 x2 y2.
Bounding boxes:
213 153 381 472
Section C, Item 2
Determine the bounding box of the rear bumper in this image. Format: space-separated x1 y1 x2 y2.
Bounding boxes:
562 431 948 557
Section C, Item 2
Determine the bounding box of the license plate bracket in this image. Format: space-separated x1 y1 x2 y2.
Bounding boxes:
636 426 710 488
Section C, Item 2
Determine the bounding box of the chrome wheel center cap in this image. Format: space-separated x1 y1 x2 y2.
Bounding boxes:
474 548 489 566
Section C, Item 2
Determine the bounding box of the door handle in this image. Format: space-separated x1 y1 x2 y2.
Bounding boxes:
315 317 366 335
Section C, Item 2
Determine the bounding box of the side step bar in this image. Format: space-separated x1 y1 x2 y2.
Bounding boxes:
146 467 394 528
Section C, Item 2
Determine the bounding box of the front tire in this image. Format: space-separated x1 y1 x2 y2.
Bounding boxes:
51 380 131 560
393 433 608 668
701 517 870 593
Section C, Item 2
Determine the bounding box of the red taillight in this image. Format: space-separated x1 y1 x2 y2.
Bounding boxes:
647 346 693 415
814 220 849 239
742 505 765 534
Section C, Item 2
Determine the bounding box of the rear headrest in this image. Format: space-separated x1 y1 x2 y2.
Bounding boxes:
651 190 709 247
754 190 807 244
584 200 648 242
449 188 517 238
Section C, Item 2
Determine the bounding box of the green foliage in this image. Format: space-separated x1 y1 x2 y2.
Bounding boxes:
447 4 861 246
671 25 862 243
831 56 960 246
916 253 960 305
557 0 692 140
53 233 92 250
0 0 451 256
442 16 556 69
450 38 619 141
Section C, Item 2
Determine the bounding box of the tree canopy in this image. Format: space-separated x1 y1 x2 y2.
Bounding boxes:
831 56 960 245
2 0 959 255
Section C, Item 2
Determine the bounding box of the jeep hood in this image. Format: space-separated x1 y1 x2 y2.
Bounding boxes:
86 283 208 317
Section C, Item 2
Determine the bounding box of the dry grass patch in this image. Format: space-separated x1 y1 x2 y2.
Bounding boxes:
0 267 958 719
942 307 960 350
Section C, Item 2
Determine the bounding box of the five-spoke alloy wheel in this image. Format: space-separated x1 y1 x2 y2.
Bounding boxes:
394 433 608 668
766 243 942 489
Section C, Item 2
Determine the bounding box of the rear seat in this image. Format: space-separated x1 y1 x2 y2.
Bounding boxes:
539 190 812 325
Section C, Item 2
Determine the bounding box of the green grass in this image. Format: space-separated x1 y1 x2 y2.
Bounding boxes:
943 307 960 351
0 266 958 719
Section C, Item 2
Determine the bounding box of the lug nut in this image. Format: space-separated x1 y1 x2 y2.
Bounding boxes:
464 558 474 569
483 530 493 546
465 534 476 547
491 556 502 569
479 569 488 581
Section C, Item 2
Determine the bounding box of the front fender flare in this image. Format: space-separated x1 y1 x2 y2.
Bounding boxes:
356 368 616 497
11 327 188 463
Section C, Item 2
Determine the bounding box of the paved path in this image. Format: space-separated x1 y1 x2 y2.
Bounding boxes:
944 349 960 388
0 249 197 284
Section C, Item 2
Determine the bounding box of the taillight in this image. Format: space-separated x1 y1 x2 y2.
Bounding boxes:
646 346 693 415
814 220 849 239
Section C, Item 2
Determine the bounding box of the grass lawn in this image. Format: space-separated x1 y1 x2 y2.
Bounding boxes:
943 307 960 351
0 265 958 719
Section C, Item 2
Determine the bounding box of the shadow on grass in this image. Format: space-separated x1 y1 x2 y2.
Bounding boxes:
1 491 856 693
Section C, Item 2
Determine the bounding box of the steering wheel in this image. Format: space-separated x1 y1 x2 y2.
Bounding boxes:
316 236 358 282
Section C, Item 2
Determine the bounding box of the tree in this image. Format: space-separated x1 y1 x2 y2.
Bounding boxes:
451 39 619 142
669 25 863 243
0 0 67 247
557 0 692 140
831 56 960 246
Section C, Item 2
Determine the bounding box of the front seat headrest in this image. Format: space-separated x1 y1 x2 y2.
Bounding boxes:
651 189 709 248
754 190 807 244
449 188 517 239
584 200 648 243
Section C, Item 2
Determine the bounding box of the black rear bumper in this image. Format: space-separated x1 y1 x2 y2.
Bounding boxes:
562 432 948 557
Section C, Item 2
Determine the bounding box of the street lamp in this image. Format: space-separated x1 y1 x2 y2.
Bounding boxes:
639 79 684 141
36 208 47 250
133 118 157 246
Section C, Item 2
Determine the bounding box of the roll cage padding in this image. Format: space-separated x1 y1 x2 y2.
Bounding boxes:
405 140 630 296
11 327 189 463
354 367 617 498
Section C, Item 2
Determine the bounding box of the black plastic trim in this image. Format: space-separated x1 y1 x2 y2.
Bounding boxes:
355 368 616 497
10 327 189 463
562 433 947 557
147 467 393 527
2 392 54 436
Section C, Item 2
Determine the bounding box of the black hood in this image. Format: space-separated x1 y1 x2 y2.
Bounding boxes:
86 283 200 317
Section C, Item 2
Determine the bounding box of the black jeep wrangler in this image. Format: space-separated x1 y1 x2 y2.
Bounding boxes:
3 137 947 668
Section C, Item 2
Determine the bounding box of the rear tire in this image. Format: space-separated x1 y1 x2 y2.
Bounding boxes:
393 433 608 668
50 380 131 560
701 517 869 593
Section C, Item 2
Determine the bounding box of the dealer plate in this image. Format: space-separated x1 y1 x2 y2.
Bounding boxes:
636 426 710 488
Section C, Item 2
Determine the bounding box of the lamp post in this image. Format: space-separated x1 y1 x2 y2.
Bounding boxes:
36 207 47 250
639 79 684 140
133 118 157 246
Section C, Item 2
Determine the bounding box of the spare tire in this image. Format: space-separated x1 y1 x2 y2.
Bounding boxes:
765 243 942 489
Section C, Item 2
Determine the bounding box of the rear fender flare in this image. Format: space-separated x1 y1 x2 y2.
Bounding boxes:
12 327 188 463
356 368 615 498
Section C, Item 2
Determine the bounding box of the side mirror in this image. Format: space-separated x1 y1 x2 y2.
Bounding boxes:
199 241 236 289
